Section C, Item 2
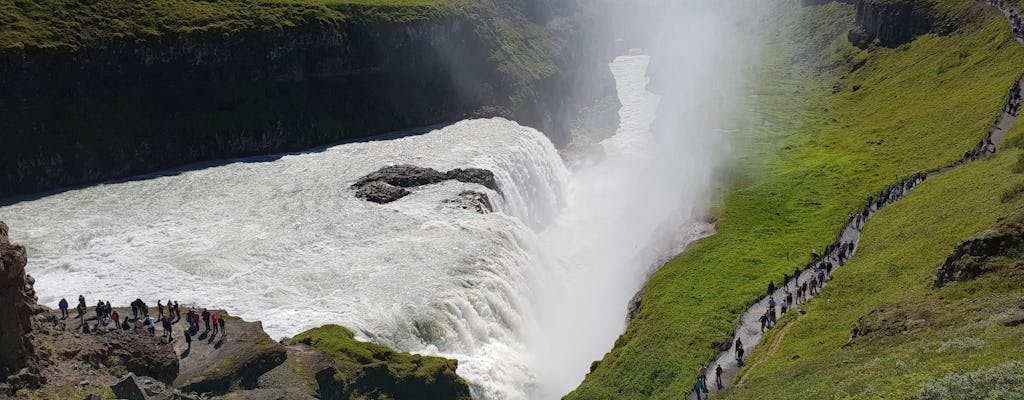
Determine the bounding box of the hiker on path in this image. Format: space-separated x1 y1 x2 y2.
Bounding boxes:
162 316 173 341
699 364 708 387
202 309 211 331
716 364 724 389
158 300 164 319
77 295 86 317
111 310 120 330
211 313 220 335
121 315 131 331
218 316 226 337
58 298 69 319
768 297 777 312
185 331 192 350
693 377 705 400
759 312 768 333
767 281 776 295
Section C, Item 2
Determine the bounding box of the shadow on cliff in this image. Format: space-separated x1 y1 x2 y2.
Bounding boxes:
0 122 454 208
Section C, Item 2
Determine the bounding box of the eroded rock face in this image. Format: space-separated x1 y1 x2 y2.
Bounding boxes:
934 211 1024 288
0 221 37 380
352 165 500 205
848 0 933 48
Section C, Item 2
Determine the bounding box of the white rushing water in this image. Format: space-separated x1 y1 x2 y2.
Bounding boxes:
0 55 720 398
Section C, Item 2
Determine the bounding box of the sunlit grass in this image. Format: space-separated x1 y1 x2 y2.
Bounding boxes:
568 1 1024 398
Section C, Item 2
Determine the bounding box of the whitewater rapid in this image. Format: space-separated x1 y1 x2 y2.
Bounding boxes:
0 55 712 399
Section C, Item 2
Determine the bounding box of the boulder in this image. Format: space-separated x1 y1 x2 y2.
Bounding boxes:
0 221 37 380
445 168 499 191
352 165 501 205
111 374 150 400
352 165 448 189
354 181 412 204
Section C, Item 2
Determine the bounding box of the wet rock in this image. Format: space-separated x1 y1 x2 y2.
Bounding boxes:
443 191 494 214
353 165 448 189
0 221 37 382
445 168 499 191
352 165 500 205
354 181 411 204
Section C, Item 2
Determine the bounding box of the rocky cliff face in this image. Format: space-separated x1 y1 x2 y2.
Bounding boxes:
0 1 618 198
848 0 932 48
0 221 37 381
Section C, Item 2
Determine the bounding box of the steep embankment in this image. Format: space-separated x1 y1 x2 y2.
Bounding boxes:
725 125 1024 399
0 0 617 198
568 0 1024 398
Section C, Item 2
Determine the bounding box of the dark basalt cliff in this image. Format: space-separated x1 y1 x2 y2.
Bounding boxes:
848 0 933 47
0 1 618 198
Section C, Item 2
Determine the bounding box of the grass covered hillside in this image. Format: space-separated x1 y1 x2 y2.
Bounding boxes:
723 130 1024 399
568 0 1024 398
0 0 455 49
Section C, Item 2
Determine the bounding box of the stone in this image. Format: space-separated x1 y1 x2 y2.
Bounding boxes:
1004 315 1024 328
442 191 494 214
0 221 37 381
354 181 411 204
445 168 499 191
352 165 500 205
112 374 151 400
352 165 448 189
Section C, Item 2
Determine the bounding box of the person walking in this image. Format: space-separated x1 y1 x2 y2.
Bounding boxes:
715 364 724 389
218 316 226 337
162 316 173 342
157 300 164 319
699 363 708 387
111 310 120 330
211 313 219 336
58 298 69 319
759 312 768 333
201 309 211 332
184 331 192 350
693 377 705 400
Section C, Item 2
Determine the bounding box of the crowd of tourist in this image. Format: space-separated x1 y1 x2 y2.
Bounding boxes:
57 295 226 351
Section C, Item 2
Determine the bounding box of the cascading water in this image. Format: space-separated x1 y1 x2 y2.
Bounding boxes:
0 1 755 393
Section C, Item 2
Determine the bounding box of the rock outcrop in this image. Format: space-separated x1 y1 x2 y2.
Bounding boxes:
0 221 37 381
172 313 287 394
848 0 933 48
934 210 1024 288
352 165 499 205
285 325 471 400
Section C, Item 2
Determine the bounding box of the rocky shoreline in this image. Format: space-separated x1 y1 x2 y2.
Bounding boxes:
0 222 470 400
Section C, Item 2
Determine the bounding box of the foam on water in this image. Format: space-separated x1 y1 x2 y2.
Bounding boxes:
0 55 713 399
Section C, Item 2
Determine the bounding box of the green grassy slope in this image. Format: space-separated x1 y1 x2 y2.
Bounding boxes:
723 126 1024 399
0 0 455 49
567 1 1024 398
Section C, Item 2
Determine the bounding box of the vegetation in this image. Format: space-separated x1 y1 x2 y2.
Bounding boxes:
725 137 1024 399
569 0 1024 398
0 0 456 49
286 324 471 400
